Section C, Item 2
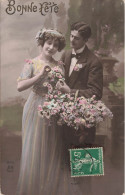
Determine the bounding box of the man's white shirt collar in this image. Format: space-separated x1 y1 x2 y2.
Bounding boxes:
69 45 86 76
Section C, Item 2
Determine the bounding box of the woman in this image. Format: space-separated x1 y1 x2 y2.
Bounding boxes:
16 28 91 195
16 28 66 195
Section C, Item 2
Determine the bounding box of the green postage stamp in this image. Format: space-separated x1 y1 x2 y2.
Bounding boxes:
69 147 104 177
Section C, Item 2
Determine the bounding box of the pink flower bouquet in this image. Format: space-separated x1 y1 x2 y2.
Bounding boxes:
38 65 113 130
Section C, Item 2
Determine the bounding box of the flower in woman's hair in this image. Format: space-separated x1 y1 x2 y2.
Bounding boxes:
35 28 46 40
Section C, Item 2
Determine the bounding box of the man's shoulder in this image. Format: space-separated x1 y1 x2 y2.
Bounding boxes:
61 49 72 62
86 47 102 65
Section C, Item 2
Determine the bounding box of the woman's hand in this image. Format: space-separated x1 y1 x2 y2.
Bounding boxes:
39 65 51 77
56 80 71 93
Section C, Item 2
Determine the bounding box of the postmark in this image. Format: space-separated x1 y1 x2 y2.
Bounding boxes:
69 147 104 177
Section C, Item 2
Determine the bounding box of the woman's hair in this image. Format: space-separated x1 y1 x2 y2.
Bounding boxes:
35 28 66 52
71 21 91 40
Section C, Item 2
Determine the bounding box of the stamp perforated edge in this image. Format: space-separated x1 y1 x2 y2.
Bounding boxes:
69 147 104 177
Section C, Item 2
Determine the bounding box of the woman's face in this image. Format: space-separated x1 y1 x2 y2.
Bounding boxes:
42 38 59 57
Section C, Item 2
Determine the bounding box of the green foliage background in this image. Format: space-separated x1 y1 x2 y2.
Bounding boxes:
66 0 124 50
0 105 23 132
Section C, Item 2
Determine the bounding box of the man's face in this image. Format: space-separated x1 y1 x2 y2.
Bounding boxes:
70 30 86 51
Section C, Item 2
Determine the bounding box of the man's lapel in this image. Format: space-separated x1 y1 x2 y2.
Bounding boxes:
68 46 89 88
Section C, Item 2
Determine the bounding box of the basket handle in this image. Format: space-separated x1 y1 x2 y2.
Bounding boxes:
75 90 79 101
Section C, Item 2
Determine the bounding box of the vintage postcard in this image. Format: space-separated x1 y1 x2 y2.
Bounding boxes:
0 0 124 195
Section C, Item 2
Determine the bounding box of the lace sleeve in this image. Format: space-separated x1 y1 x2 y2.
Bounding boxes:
17 60 34 82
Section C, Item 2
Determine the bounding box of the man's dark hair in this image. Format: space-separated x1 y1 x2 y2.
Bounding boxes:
71 21 91 40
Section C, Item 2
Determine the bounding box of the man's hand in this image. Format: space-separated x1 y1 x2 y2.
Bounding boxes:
56 80 71 93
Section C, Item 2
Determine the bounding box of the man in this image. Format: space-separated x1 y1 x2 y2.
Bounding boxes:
56 21 103 195
57 21 103 147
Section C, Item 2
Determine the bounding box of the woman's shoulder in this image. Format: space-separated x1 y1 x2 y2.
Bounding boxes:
31 57 42 64
24 57 45 74
25 56 42 63
24 58 39 66
30 57 46 66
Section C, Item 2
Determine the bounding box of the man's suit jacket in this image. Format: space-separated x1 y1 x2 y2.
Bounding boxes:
61 45 103 100
61 45 103 146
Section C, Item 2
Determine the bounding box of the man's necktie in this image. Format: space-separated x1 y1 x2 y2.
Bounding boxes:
71 53 82 59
